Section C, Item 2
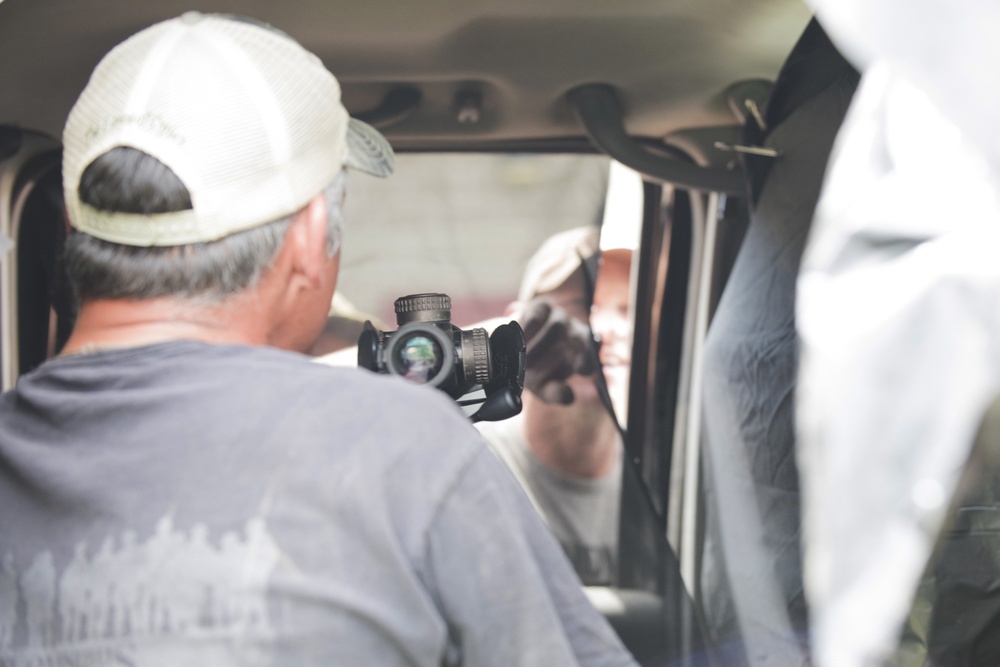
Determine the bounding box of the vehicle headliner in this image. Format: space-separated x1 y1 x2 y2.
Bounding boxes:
0 0 811 152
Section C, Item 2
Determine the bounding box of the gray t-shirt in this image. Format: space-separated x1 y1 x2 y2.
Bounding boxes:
0 342 636 667
476 414 621 586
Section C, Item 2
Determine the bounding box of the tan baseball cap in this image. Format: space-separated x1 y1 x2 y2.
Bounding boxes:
62 12 394 247
517 226 601 304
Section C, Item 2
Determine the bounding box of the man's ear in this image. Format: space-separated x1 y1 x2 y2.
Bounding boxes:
287 192 330 287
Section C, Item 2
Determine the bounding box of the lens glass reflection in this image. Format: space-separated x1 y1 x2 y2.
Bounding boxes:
395 334 444 384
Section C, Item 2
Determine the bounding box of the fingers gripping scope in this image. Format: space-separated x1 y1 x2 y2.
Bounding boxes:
358 293 526 423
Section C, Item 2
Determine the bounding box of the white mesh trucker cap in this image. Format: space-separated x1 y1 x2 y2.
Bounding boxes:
62 12 394 247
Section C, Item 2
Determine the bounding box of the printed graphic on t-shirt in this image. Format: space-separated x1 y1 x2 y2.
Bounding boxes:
0 514 279 666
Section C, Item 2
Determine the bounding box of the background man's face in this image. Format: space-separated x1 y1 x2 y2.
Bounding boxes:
535 249 632 413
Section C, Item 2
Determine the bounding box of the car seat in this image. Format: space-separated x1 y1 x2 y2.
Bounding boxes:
697 19 859 665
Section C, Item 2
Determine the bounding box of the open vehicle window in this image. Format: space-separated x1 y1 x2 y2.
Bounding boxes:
332 152 635 581
334 153 626 552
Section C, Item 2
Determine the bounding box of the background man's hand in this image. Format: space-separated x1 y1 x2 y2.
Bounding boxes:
519 299 597 404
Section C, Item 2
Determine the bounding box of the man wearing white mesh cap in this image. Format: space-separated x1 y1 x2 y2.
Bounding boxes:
0 14 637 667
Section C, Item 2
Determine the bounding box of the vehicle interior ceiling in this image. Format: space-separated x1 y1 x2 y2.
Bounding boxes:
0 0 812 152
1 0 818 663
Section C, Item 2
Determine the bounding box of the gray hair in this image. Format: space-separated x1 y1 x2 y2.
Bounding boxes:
65 170 346 305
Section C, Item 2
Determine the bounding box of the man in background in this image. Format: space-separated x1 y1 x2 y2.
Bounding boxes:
477 225 633 586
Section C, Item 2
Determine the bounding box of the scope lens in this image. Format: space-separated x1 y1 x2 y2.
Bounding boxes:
394 334 445 385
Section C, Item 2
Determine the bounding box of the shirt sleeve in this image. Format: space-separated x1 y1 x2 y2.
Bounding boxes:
420 445 638 667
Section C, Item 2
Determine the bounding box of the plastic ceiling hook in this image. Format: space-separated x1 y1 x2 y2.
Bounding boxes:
455 90 483 124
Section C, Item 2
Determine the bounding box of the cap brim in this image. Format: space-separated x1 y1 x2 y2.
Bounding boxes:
345 117 395 178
